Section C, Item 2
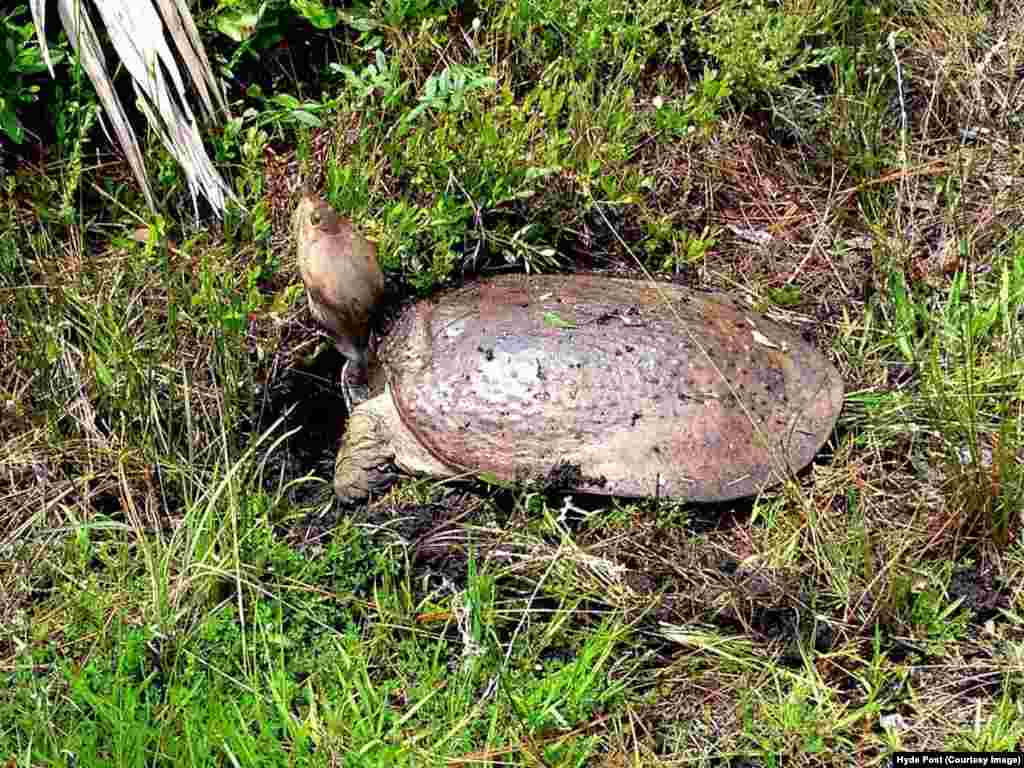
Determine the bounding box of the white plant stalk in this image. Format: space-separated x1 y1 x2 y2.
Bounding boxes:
29 0 237 218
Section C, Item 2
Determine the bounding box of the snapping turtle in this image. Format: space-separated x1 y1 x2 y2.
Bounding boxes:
293 193 385 405
328 274 844 503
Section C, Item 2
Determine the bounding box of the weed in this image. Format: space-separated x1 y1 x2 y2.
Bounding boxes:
0 5 63 145
401 63 497 128
696 0 840 106
651 67 733 138
331 48 411 115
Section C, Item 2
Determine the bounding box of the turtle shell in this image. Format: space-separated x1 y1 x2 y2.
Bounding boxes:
379 274 843 501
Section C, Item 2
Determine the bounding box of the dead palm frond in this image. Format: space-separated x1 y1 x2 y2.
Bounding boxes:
29 0 237 217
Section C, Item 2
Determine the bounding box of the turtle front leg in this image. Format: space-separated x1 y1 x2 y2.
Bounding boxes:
334 394 399 503
334 385 462 503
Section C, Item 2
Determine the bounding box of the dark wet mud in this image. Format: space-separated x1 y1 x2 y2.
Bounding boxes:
250 343 348 506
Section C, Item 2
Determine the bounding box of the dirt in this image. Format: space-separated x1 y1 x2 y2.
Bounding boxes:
538 460 609 494
948 566 1011 624
250 342 348 507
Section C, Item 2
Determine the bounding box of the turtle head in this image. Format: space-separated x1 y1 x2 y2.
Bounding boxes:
295 192 386 369
294 192 343 240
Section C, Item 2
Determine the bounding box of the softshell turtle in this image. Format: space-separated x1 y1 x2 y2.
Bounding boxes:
293 192 385 405
329 274 844 503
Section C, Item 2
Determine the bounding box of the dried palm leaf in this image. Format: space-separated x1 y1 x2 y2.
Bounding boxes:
29 0 237 217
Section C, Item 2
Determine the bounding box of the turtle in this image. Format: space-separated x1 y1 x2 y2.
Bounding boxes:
293 192 385 408
320 273 845 503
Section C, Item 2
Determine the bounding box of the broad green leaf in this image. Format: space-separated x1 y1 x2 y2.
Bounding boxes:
290 109 322 127
478 472 514 489
543 311 576 329
0 101 24 144
94 356 113 391
290 0 340 29
271 93 301 109
215 10 260 42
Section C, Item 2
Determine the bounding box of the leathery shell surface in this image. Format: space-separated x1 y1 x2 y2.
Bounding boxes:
380 274 844 501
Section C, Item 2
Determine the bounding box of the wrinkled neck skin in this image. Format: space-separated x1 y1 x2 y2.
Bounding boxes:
334 386 460 503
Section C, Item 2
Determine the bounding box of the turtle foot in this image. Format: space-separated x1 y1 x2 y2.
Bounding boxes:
334 394 399 503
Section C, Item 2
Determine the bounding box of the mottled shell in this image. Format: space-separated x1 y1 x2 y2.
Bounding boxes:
379 274 844 501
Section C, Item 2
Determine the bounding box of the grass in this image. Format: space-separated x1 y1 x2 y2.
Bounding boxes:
2 0 1024 764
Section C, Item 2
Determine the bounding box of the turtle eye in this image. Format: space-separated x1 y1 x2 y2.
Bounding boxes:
310 210 322 226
